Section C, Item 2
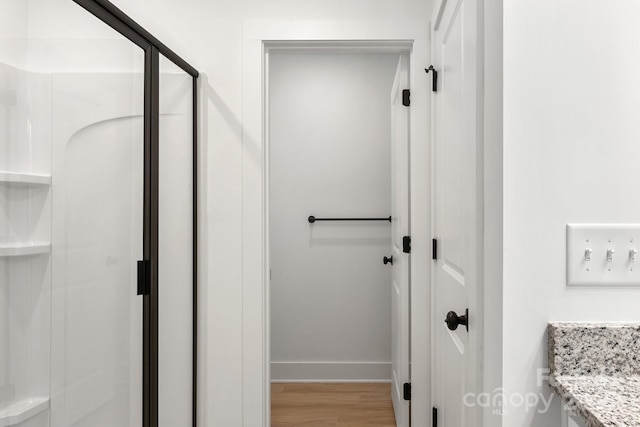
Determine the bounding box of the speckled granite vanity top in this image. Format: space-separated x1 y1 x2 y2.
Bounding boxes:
548 323 640 427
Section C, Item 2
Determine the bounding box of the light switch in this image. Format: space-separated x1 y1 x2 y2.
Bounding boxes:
606 248 615 262
567 224 640 286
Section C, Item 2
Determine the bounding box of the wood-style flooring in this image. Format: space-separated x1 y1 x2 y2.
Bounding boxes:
271 383 397 427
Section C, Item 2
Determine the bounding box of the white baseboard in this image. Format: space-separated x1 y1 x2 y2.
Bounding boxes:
270 361 391 382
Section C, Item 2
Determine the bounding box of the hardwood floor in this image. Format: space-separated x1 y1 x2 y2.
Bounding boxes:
271 383 397 427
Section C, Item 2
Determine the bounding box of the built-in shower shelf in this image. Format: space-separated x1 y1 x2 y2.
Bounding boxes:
0 397 49 427
0 171 51 186
0 242 51 257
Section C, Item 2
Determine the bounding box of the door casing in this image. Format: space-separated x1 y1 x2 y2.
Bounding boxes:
241 21 432 427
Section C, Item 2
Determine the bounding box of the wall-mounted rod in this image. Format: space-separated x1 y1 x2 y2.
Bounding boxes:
308 215 391 223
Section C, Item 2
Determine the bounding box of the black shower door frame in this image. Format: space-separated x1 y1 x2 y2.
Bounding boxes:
71 1 199 427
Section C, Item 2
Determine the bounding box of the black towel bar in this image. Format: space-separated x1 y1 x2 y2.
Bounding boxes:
308 215 391 223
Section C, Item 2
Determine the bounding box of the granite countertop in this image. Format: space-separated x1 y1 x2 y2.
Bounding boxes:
548 323 640 427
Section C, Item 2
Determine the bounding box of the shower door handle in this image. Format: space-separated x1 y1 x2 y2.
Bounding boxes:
137 260 150 295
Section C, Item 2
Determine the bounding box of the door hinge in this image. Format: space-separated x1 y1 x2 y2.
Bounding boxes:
402 89 410 106
425 65 438 92
433 407 438 427
403 382 411 400
402 236 411 254
432 238 438 260
137 260 150 296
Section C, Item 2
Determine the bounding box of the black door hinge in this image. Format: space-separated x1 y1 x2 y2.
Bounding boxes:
433 407 438 427
425 65 438 92
432 238 438 260
402 236 411 254
403 382 411 400
137 260 150 295
402 89 410 106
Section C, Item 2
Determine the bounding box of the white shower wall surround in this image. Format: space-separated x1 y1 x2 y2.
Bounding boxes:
51 71 145 427
0 58 193 427
1 57 142 427
0 61 53 427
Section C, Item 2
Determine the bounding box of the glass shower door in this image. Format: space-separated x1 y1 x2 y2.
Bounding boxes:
50 40 145 427
1 0 199 425
157 53 194 427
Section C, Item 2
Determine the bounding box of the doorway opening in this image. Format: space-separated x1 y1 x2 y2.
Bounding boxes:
266 44 410 427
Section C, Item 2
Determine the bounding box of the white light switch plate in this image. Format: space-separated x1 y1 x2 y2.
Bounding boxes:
567 224 640 286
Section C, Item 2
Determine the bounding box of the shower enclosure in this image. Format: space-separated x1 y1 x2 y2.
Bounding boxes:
0 0 198 426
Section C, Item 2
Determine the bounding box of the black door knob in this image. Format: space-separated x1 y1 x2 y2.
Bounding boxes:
445 309 468 331
383 256 393 265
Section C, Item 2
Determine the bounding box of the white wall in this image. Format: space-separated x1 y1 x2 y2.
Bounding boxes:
0 0 27 68
504 1 640 425
269 52 398 381
482 0 504 425
26 0 145 73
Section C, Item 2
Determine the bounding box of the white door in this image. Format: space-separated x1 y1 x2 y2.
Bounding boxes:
432 0 481 426
390 54 410 427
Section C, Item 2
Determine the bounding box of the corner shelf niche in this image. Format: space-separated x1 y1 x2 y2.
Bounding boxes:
0 169 52 257
0 171 51 186
0 242 51 257
0 397 49 427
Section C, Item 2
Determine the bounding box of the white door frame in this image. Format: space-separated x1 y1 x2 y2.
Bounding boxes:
241 20 431 427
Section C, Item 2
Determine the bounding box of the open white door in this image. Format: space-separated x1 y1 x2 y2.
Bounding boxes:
390 54 410 427
432 0 481 426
